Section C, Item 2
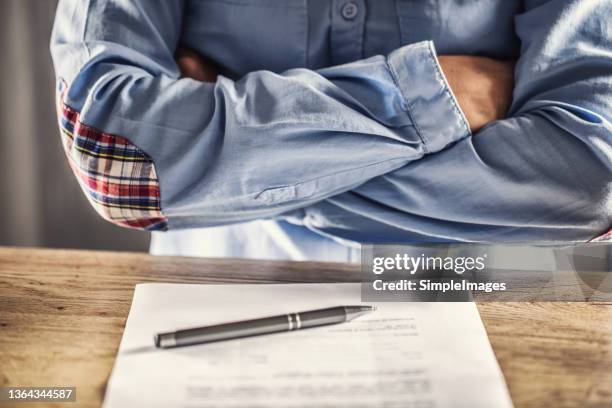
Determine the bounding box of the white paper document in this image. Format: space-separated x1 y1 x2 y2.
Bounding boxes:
104 283 513 408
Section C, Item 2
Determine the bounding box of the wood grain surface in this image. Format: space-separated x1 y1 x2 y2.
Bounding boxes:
0 247 610 408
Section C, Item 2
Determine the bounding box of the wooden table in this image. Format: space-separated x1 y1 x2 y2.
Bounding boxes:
0 247 610 408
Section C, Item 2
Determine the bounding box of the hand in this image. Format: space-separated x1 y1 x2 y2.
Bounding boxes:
175 45 218 83
437 56 515 132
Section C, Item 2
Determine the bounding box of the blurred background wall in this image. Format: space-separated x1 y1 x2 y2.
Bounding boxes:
0 0 149 251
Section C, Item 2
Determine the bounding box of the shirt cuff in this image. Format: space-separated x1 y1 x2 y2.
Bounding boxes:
387 41 471 153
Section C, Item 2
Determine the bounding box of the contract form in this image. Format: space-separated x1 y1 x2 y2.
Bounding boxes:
103 283 513 408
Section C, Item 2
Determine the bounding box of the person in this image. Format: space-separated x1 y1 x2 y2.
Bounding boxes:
51 0 611 262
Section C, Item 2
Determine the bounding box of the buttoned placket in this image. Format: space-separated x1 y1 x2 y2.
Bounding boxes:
330 0 366 65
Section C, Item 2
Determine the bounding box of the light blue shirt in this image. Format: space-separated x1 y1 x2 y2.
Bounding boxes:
51 0 612 261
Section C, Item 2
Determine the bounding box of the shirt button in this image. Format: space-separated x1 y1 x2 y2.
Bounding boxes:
341 2 358 20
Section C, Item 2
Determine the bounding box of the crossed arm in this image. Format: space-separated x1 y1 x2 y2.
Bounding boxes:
176 47 516 134
51 0 611 242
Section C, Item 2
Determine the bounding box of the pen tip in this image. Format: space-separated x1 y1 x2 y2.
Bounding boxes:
344 305 376 321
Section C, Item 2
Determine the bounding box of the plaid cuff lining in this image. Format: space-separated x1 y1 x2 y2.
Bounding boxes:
58 103 168 231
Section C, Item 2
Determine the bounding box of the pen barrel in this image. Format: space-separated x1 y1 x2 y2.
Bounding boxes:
156 306 350 348
294 306 348 329
170 315 290 347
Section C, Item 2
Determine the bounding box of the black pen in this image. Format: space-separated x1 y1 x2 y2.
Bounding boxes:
154 305 375 348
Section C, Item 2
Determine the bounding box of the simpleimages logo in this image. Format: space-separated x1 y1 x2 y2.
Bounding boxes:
372 253 487 275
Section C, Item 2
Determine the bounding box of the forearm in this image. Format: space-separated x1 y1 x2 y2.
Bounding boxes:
299 0 612 243
52 0 470 230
